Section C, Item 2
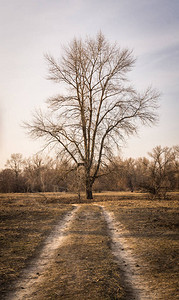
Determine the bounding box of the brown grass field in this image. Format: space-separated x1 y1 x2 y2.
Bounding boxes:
0 193 74 297
101 195 179 299
0 192 178 299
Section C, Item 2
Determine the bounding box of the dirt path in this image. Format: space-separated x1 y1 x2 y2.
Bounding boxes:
6 205 79 300
100 205 153 300
5 204 151 299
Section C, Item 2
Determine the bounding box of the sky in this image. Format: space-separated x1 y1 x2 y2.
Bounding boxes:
0 0 179 169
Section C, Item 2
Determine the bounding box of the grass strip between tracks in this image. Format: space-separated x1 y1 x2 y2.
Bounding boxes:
32 204 132 300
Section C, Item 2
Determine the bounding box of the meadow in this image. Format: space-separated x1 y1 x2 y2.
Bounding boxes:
0 192 178 299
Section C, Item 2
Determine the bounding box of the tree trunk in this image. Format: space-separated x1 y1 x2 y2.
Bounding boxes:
85 177 93 199
86 187 93 199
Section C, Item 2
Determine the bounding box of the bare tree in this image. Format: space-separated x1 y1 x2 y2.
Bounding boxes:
23 154 54 192
25 33 159 199
148 145 177 198
6 153 24 192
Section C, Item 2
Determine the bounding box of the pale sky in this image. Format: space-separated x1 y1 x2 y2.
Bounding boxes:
0 0 179 168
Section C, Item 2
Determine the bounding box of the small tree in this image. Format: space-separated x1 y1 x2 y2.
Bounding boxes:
25 33 159 199
0 169 15 193
134 157 150 191
148 146 177 198
23 154 54 192
6 153 24 192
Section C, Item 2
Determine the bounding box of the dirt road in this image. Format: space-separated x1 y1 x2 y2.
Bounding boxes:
6 204 151 300
6 205 79 300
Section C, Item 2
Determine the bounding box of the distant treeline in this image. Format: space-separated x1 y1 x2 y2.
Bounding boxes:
0 145 178 198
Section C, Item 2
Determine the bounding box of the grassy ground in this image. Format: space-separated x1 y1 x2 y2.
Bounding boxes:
101 196 179 299
0 192 178 299
30 205 133 300
0 193 73 296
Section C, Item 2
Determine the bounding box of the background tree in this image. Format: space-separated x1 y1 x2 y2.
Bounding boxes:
0 145 178 194
94 157 127 192
25 32 159 199
51 159 71 192
134 157 150 191
23 154 55 192
147 146 177 198
5 153 24 192
172 145 179 190
0 169 15 193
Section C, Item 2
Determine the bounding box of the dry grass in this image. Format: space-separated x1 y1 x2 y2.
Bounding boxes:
31 205 133 299
101 195 179 299
0 192 178 299
0 193 73 296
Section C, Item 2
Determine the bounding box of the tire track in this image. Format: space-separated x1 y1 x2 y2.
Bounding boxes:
99 205 153 300
6 204 153 299
6 205 80 300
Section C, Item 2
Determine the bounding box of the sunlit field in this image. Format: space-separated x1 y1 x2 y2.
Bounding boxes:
0 192 178 299
0 193 74 296
100 195 179 299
